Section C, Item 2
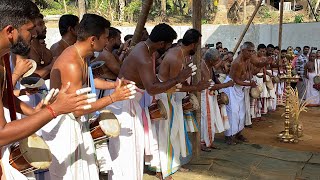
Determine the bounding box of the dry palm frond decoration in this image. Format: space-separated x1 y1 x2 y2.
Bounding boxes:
281 87 313 137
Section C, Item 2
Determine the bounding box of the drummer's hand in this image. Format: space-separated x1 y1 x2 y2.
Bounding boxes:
197 80 212 91
118 78 136 87
49 83 96 115
176 67 192 83
250 81 257 88
110 79 136 102
13 56 33 78
226 80 234 87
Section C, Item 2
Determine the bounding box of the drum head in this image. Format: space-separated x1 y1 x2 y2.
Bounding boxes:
19 134 52 169
314 75 320 84
90 61 105 70
21 77 45 89
99 110 120 137
23 59 37 78
251 88 260 99
189 94 200 110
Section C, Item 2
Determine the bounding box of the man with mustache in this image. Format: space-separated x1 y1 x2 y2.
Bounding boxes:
95 27 122 82
0 0 92 179
27 13 54 80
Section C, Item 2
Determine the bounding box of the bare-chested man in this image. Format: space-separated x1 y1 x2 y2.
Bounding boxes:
48 14 134 180
27 13 54 80
223 42 270 145
200 48 234 151
50 14 79 58
96 27 122 81
304 52 319 105
108 23 192 180
154 29 208 179
0 1 91 178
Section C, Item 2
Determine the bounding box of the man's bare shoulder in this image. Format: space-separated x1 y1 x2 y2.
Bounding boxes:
97 49 113 61
53 47 79 68
126 42 151 65
162 48 180 63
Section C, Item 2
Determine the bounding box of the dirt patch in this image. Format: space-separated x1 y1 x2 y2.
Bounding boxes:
218 107 320 152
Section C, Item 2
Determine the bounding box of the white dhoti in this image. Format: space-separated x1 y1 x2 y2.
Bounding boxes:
305 72 320 104
223 76 246 136
244 87 251 126
255 74 269 115
41 114 99 180
219 105 230 130
200 90 214 147
201 89 226 147
107 89 145 180
0 117 35 180
151 92 183 178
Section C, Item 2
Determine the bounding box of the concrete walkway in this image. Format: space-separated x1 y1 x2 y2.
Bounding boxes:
144 140 320 180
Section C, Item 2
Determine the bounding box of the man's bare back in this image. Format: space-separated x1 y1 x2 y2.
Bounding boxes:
158 47 185 81
119 42 154 89
50 40 69 58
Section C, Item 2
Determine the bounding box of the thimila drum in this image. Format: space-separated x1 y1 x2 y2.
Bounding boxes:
9 134 52 174
250 87 261 99
148 99 167 121
90 110 120 142
218 92 229 105
182 94 200 112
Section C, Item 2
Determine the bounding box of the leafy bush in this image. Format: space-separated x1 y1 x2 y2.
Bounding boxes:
124 0 142 22
294 15 303 23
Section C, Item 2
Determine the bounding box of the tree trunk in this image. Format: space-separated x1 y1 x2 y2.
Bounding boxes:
95 0 99 9
119 0 126 22
63 0 68 13
243 0 247 23
192 0 201 159
78 0 86 19
131 0 154 46
161 0 167 21
178 0 184 15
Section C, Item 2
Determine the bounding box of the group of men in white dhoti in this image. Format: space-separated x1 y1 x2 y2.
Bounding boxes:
2 1 320 180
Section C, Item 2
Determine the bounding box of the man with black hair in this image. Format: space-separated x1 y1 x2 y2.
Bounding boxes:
267 44 275 57
296 46 310 99
96 27 122 82
154 28 210 179
108 23 192 180
257 44 267 57
50 14 79 57
0 0 93 179
48 13 134 180
216 41 222 49
27 13 54 80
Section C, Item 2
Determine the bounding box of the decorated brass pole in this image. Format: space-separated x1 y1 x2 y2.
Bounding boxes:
281 58 294 142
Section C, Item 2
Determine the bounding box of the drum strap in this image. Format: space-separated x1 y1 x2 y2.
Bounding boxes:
3 53 17 120
88 61 100 116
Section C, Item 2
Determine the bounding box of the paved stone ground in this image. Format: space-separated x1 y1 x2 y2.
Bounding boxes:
144 139 320 180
